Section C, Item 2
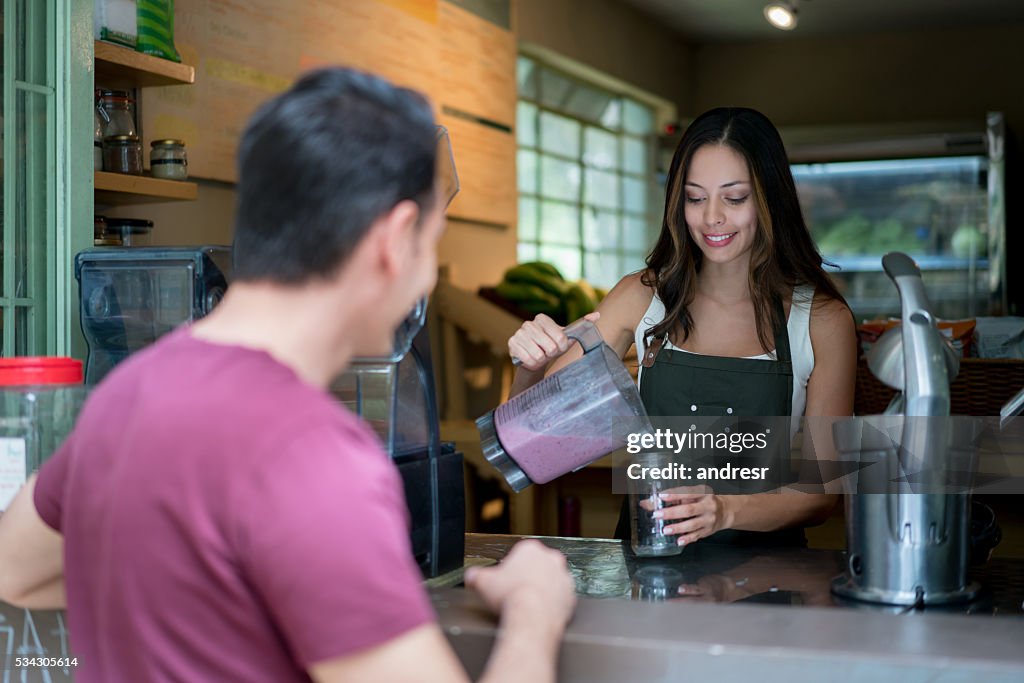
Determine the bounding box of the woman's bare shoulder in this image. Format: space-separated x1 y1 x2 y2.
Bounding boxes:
594 270 657 352
808 293 856 347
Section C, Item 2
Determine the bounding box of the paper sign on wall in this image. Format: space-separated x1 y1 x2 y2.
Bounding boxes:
0 438 28 511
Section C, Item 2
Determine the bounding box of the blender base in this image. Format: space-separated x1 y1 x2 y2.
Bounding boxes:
831 574 981 606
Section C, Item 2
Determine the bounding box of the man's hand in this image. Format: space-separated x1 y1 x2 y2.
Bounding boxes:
464 539 576 632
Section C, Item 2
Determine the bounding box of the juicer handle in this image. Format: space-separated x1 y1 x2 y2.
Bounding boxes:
510 318 604 366
882 251 922 281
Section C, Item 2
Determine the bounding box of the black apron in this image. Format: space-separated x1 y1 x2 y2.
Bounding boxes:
615 297 807 547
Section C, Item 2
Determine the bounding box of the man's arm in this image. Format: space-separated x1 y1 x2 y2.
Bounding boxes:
309 540 576 683
0 474 66 609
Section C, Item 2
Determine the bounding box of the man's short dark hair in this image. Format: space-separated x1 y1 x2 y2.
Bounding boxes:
231 67 437 283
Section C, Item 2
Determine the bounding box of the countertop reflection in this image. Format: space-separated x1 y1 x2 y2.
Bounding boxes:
464 533 1024 615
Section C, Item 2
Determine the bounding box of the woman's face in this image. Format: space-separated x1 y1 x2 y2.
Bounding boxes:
683 144 758 266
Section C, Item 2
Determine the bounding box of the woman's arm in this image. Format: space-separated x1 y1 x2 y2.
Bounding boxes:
722 294 857 530
508 271 654 398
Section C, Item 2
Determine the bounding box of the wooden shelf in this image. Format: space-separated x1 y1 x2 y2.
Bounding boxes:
94 171 198 205
94 41 195 88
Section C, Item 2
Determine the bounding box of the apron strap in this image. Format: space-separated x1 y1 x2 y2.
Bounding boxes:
641 334 665 368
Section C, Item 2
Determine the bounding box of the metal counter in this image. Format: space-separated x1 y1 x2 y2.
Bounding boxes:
433 533 1024 682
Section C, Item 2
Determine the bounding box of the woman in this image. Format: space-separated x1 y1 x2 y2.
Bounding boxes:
508 107 857 547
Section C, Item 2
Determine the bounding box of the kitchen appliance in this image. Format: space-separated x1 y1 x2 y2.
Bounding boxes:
75 246 231 385
788 113 1009 319
476 319 650 491
330 302 465 579
832 252 980 606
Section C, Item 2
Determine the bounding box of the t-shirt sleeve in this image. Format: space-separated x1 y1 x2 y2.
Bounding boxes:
236 420 435 667
32 438 73 532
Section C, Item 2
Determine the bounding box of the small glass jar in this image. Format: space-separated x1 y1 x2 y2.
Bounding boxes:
104 218 154 246
94 109 104 171
0 358 87 510
103 135 144 175
96 90 137 138
150 139 188 180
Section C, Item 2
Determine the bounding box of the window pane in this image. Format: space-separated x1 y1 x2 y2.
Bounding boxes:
563 83 615 126
517 101 538 147
15 306 31 355
540 155 581 202
16 0 49 85
623 136 647 175
622 251 649 275
539 244 581 281
601 99 622 130
539 111 580 159
539 68 572 109
584 168 619 210
583 127 617 170
518 242 539 263
16 89 48 302
584 251 621 289
583 208 620 250
540 200 580 246
623 216 653 252
518 149 538 194
517 56 538 100
623 99 654 135
519 197 538 241
624 177 648 215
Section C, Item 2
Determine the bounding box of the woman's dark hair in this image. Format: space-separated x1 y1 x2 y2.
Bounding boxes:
232 67 437 284
642 106 845 352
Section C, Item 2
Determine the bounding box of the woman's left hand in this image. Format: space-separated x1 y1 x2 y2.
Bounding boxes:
652 487 732 546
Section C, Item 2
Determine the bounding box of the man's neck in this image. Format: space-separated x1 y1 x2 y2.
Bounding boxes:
190 282 357 389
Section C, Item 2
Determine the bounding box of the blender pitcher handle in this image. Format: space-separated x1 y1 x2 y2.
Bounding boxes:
563 318 603 354
510 318 604 366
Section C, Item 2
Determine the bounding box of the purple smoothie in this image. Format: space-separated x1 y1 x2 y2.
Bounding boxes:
495 423 618 484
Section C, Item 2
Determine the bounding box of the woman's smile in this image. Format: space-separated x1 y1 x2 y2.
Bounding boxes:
702 232 738 247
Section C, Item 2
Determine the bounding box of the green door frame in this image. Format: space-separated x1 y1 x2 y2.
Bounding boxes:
2 0 92 358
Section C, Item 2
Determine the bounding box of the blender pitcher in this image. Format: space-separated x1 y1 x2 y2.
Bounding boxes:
476 319 649 491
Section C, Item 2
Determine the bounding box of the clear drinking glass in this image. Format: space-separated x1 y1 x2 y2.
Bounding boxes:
629 452 683 557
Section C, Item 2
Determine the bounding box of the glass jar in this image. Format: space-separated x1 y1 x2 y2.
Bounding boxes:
103 135 144 175
0 358 87 510
96 89 137 138
94 109 104 171
150 139 188 180
104 218 154 246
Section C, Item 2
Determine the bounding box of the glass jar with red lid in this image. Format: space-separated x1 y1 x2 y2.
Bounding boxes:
0 358 87 510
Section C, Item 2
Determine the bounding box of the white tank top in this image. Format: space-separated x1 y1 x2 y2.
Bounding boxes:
634 285 816 419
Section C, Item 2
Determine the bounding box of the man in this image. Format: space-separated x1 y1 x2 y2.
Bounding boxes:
0 68 575 682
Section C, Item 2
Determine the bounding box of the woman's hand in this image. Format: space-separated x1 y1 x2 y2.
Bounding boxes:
652 487 734 546
507 312 600 372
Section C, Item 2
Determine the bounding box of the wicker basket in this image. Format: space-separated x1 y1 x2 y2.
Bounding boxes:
855 357 1024 416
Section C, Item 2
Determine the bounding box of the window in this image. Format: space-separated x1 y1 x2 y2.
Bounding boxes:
516 55 661 288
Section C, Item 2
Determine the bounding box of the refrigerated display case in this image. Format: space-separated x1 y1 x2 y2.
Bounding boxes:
789 113 1007 321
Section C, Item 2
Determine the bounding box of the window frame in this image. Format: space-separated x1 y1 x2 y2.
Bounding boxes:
515 50 673 287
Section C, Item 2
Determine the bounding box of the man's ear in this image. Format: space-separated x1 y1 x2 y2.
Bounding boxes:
374 199 420 276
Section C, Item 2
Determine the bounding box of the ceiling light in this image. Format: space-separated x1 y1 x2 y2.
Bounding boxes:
764 2 798 31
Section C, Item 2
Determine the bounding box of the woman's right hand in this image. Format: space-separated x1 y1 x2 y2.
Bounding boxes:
508 312 600 372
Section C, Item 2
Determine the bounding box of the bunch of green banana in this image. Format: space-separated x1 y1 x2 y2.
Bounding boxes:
563 279 597 322
494 261 600 324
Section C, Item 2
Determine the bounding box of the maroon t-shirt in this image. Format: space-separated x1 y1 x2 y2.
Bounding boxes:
34 328 434 682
